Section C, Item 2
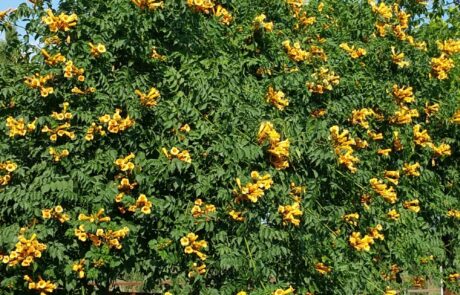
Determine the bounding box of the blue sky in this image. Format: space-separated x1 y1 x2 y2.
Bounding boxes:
0 0 59 40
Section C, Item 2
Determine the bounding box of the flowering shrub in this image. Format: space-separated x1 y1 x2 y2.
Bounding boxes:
0 0 459 294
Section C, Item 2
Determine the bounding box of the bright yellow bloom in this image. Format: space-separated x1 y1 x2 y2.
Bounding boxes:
215 5 233 25
181 233 207 260
342 213 359 226
24 73 54 97
88 42 106 57
233 171 273 203
282 40 310 62
115 153 135 172
430 54 454 80
368 1 392 20
391 46 410 68
437 39 460 55
403 162 420 177
41 49 66 66
229 210 245 221
131 0 164 10
392 84 415 104
390 107 419 125
387 209 400 221
42 9 78 32
339 43 367 59
266 86 289 110
135 87 161 107
447 209 460 219
370 178 397 204
278 201 302 226
272 286 294 295
307 67 340 94
403 199 420 213
349 232 374 251
253 14 274 32
413 124 432 147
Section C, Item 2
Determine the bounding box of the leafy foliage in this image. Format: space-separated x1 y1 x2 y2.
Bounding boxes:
0 0 459 294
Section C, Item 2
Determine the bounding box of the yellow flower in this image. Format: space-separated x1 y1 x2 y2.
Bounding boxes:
387 209 400 221
402 162 421 177
342 213 359 226
315 262 332 275
215 5 233 25
392 84 415 104
349 232 374 251
135 87 161 107
266 86 289 110
403 199 420 213
253 14 274 32
131 0 164 10
430 54 454 80
339 43 367 59
391 46 410 68
282 40 310 62
42 9 78 32
89 42 106 57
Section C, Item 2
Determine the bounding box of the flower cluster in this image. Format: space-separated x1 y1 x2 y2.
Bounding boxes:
370 178 397 204
131 0 164 11
99 109 135 134
42 205 70 223
339 43 367 59
278 201 302 226
135 87 161 107
84 123 106 141
351 108 380 129
75 223 129 249
64 61 85 81
188 262 207 278
151 47 166 60
24 73 54 97
342 213 360 226
118 193 153 214
41 49 66 66
42 9 78 32
253 14 274 32
447 209 460 219
286 0 316 28
282 40 309 62
72 259 85 279
307 67 340 94
390 106 419 125
186 0 232 25
392 84 415 105
115 153 135 172
437 39 460 55
42 103 75 142
349 224 384 251
162 147 192 163
390 46 409 68
88 42 106 57
0 161 17 186
71 86 96 95
330 125 359 173
229 210 245 221
403 199 420 213
233 171 273 203
258 122 290 170
180 233 208 261
6 117 36 137
266 86 289 110
117 177 137 192
1 229 46 267
402 162 420 177
23 275 57 294
315 262 332 275
430 54 455 80
191 199 216 219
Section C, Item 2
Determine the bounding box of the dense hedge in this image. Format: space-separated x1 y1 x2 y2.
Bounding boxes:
0 0 459 294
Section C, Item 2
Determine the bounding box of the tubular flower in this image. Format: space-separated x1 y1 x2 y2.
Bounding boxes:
23 275 57 294
72 259 85 278
330 126 359 173
387 209 400 221
131 0 164 10
188 262 207 278
180 233 208 261
448 273 460 282
393 131 403 151
0 9 14 21
452 109 460 124
41 49 66 66
390 107 419 125
118 177 137 192
266 86 289 110
370 178 397 204
72 86 96 95
351 108 378 129
403 199 420 213
88 42 106 57
162 147 192 163
191 199 216 219
42 205 70 223
229 210 245 221
51 102 72 121
307 67 340 94
24 73 54 97
339 43 367 59
151 47 166 60
424 102 440 118
367 130 383 141
115 153 135 172
99 109 135 134
0 161 17 186
368 224 384 241
42 9 78 32
377 148 392 157
392 84 415 105
42 103 75 142
391 46 410 68
437 39 460 56
282 40 310 62
368 0 392 20
402 162 420 177
135 87 161 107
349 232 375 251
214 5 233 25
131 194 153 214
3 229 46 267
78 209 111 224
233 171 273 203
342 213 359 226
85 123 106 141
187 0 215 14
384 170 400 185
257 122 289 170
430 54 454 80
384 289 398 295
286 0 316 28
315 262 332 275
413 124 432 147
75 224 129 249
278 201 302 226
253 14 274 32
272 286 295 295
6 117 36 137
64 60 85 81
